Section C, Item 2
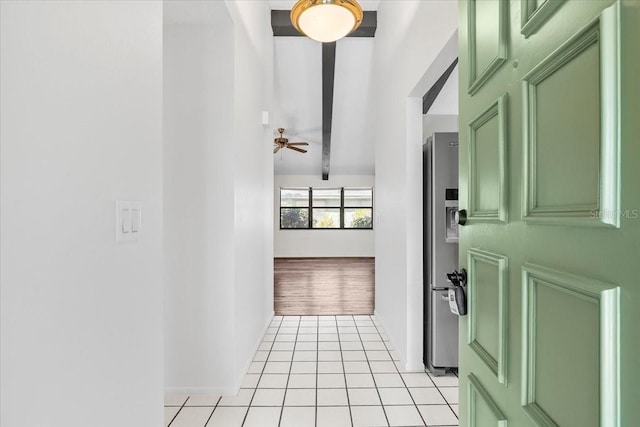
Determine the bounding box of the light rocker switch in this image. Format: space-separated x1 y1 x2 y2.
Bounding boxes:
121 209 132 234
131 209 141 233
116 201 141 242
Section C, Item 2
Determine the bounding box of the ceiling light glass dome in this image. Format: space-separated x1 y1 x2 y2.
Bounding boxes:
291 0 364 43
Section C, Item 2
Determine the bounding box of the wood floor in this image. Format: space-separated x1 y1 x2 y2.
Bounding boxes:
274 257 375 316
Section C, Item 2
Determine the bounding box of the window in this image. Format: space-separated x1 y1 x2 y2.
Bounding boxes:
279 187 373 229
312 188 341 228
280 188 309 229
344 188 373 229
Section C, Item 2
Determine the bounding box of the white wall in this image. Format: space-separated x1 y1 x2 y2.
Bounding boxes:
372 2 458 370
1 2 163 426
424 114 459 142
274 175 375 258
227 0 275 387
164 0 274 394
163 3 237 393
428 64 459 115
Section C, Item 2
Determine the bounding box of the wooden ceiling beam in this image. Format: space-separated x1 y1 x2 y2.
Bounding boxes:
322 42 336 180
423 58 458 115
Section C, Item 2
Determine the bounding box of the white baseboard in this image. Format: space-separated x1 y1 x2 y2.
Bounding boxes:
164 386 237 395
229 312 274 394
164 312 275 397
374 309 425 373
405 360 426 372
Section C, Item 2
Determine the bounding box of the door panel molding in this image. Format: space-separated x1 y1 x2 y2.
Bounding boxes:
468 249 508 385
467 374 508 427
521 0 566 38
467 0 508 95
468 94 508 223
522 9 621 227
521 263 620 427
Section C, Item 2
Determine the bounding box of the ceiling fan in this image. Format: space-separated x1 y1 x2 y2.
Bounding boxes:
273 128 309 154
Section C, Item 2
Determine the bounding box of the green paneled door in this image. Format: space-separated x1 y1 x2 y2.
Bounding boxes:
458 0 639 426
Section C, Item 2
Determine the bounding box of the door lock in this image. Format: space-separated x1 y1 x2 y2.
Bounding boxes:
446 268 467 316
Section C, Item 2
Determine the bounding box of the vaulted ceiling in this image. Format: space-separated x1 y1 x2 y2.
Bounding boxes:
270 1 379 177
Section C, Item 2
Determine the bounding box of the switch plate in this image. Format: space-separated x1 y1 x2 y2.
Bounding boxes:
116 201 141 242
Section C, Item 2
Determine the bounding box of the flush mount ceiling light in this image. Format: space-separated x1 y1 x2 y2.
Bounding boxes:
290 0 364 43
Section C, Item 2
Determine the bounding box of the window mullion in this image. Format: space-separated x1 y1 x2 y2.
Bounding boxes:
340 187 345 229
308 187 312 229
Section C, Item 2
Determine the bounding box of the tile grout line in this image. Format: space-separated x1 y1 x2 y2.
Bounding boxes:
373 317 429 427
241 316 284 427
202 396 222 427
166 396 189 427
336 315 355 426
447 368 460 420
357 315 391 427
392 352 428 426
373 318 458 425
426 372 459 421
171 313 457 427
277 315 301 427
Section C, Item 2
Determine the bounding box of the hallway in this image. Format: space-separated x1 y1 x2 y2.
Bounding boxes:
165 315 458 427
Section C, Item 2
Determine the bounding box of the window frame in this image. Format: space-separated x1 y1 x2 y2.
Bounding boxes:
342 187 375 230
279 186 374 230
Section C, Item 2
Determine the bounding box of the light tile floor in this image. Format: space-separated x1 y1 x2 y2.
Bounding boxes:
165 315 459 427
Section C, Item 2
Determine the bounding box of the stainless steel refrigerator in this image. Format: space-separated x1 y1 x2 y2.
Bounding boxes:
423 132 459 375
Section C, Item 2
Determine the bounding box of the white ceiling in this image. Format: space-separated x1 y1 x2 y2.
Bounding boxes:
272 35 375 176
167 1 457 177
271 0 459 176
270 0 378 176
272 38 323 175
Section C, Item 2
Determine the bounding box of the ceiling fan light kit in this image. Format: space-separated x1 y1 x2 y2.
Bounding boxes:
290 0 364 43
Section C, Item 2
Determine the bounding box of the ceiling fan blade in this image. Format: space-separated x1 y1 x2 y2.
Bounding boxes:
287 145 307 154
273 145 282 154
287 142 309 146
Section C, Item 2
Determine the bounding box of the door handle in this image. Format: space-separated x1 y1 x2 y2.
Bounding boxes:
456 209 468 226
